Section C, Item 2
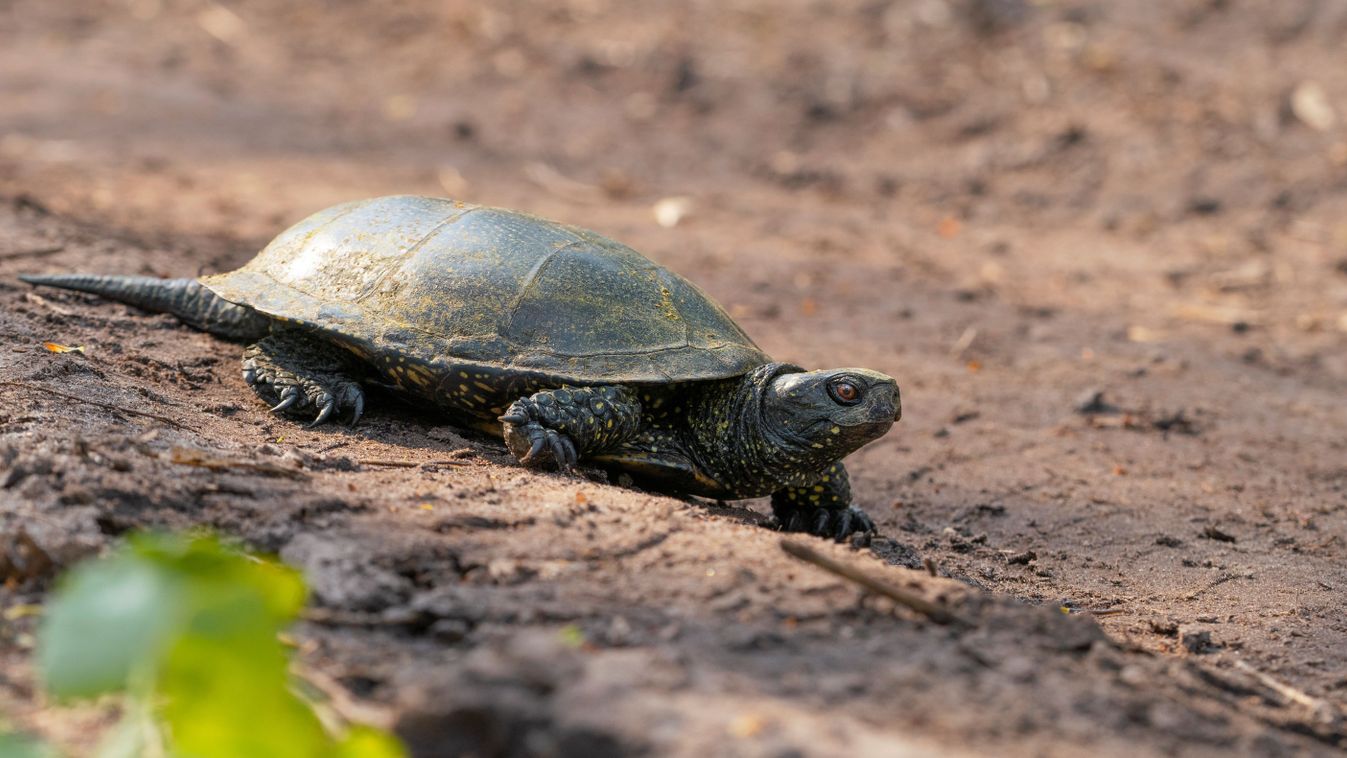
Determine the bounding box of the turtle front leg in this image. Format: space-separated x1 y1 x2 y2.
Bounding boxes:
499 386 642 473
242 331 366 427
771 462 876 541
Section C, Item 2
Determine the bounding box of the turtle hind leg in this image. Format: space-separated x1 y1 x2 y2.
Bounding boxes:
243 331 366 427
499 386 642 473
771 462 875 541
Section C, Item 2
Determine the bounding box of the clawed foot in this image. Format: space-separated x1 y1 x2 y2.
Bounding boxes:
774 503 876 541
500 400 578 473
243 358 365 428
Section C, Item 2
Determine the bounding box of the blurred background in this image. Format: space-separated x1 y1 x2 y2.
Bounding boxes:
3 1 1347 753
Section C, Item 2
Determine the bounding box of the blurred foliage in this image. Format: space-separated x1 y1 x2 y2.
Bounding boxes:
27 532 404 758
0 732 61 758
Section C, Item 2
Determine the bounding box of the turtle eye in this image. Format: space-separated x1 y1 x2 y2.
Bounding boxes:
828 379 862 406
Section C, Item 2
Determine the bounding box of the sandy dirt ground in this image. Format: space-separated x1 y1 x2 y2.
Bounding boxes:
2 1 1346 755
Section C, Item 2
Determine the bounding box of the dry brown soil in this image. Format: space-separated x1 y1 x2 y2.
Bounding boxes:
2 1 1347 756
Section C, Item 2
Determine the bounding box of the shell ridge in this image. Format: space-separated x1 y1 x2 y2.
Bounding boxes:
655 267 694 351
499 240 584 338
354 204 477 306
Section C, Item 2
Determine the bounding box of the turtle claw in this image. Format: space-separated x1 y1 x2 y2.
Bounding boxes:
547 430 577 473
242 339 366 428
522 434 547 463
833 509 854 541
270 388 300 413
774 504 875 541
308 397 337 428
848 509 875 536
511 424 579 474
814 510 832 535
347 392 365 428
501 399 581 474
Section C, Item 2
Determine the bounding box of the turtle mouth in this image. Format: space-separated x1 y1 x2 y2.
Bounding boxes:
856 417 897 437
844 415 897 440
798 412 895 447
856 384 900 427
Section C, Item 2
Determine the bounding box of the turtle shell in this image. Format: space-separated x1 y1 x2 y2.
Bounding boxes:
201 195 770 384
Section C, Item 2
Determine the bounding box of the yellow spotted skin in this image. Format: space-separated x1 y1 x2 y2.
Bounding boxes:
768 462 873 539
773 463 851 510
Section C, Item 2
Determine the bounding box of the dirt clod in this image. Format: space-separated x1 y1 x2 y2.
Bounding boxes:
1181 629 1219 655
1075 389 1118 415
1148 618 1180 637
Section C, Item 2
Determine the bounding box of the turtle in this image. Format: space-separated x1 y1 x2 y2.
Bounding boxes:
21 195 901 539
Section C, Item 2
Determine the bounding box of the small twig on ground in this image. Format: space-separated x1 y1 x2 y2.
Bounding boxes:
1234 660 1336 715
781 540 970 627
22 291 74 315
1063 606 1127 617
0 380 191 430
170 446 309 480
923 557 939 578
949 326 978 358
355 458 471 468
1182 571 1253 601
0 244 65 260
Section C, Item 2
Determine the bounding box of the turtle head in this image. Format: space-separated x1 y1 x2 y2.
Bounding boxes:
685 363 900 498
762 367 901 458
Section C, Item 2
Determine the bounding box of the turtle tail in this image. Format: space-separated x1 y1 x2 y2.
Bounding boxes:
18 273 271 340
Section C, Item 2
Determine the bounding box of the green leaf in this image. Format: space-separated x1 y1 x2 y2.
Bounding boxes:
0 732 61 758
333 726 408 758
34 531 404 758
36 550 184 698
37 533 308 701
129 533 306 623
156 616 328 758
